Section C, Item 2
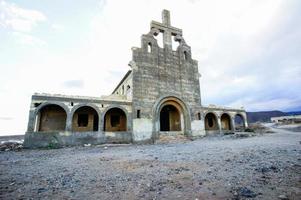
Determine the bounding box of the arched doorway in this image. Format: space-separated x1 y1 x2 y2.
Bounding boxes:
153 96 191 139
37 104 67 132
104 108 127 131
235 114 245 131
221 113 232 131
205 112 219 131
72 106 99 132
160 104 181 131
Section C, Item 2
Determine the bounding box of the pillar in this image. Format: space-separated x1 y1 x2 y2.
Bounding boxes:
230 117 235 132
26 109 36 132
66 113 72 131
217 116 222 134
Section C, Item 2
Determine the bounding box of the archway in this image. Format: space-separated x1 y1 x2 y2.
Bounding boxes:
104 108 127 131
153 96 191 139
221 113 232 131
205 112 219 131
72 106 99 132
160 104 181 131
235 114 245 131
37 104 67 132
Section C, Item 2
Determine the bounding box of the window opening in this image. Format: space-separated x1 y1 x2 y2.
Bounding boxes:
147 42 152 53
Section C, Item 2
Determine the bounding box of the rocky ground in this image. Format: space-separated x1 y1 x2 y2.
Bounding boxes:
274 124 301 132
0 127 300 200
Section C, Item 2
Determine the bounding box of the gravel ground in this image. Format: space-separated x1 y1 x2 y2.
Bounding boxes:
1 128 300 200
274 124 301 132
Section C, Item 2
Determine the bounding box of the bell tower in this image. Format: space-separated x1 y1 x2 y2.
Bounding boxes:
130 10 204 141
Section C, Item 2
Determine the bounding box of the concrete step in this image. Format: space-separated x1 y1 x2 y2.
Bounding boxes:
156 132 189 144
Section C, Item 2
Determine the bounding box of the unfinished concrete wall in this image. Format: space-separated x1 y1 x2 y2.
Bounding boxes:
38 105 67 131
104 108 127 132
72 106 99 132
112 71 133 100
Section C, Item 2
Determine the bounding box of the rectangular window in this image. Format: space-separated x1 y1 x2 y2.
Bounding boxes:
198 113 201 120
137 110 141 118
78 114 89 127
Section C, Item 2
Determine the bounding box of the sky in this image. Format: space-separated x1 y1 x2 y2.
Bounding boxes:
0 0 300 135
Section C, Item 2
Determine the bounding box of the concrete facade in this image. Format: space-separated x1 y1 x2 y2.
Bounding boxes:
24 10 248 148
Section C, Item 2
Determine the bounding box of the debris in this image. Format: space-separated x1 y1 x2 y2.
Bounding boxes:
0 142 23 151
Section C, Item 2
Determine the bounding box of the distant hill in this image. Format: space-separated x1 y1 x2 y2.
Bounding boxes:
285 111 301 116
247 110 285 123
246 110 301 123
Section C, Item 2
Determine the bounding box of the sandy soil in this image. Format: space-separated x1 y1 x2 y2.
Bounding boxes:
1 128 300 200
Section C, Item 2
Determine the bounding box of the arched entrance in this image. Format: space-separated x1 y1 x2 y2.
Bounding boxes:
221 113 232 131
160 105 181 131
153 96 191 139
205 112 219 131
235 114 245 131
104 108 127 131
72 106 99 132
37 104 67 132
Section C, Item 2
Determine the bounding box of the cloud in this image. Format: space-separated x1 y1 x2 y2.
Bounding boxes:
62 80 85 88
12 31 47 46
51 23 64 31
0 0 46 32
198 0 301 111
0 117 13 121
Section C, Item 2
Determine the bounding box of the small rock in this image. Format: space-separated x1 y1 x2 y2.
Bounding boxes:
278 194 289 200
37 188 47 193
84 144 91 147
237 187 257 198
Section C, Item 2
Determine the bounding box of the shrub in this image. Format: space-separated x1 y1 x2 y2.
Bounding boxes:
245 128 255 132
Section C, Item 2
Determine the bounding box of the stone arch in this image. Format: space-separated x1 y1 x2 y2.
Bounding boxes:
235 113 246 130
220 113 232 131
153 96 191 138
102 106 128 132
70 103 101 131
34 103 69 132
71 105 100 132
204 112 219 131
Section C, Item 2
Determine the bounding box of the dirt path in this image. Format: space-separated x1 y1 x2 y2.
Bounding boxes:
1 129 300 200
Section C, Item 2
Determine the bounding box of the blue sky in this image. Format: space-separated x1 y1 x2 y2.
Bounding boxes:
0 0 301 135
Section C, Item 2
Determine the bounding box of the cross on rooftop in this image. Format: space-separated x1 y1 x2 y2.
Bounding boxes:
150 10 182 48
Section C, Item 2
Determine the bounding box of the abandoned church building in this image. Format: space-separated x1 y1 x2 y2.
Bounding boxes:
24 10 248 148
